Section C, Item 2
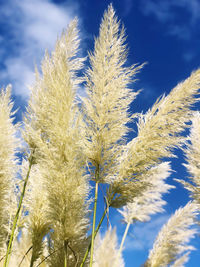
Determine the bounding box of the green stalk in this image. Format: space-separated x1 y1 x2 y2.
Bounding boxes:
80 203 110 267
80 188 116 267
64 253 67 267
4 151 34 267
89 180 99 267
64 240 68 267
119 222 131 255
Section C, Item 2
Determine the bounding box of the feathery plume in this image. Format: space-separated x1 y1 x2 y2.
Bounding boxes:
93 228 124 267
112 69 200 207
177 112 200 203
81 4 143 183
185 112 200 180
8 229 32 267
0 86 19 257
23 19 90 266
23 162 50 266
145 202 198 267
170 252 190 267
8 228 48 267
119 162 173 223
23 18 85 157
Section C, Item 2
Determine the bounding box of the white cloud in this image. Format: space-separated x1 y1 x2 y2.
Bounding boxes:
141 1 172 23
140 0 200 39
0 0 81 97
18 0 76 50
140 0 200 63
168 24 191 40
183 52 195 62
122 0 134 17
124 214 170 251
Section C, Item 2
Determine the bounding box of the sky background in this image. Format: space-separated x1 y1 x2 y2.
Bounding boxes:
0 0 200 266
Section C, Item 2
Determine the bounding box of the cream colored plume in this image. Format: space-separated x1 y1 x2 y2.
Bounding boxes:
22 161 50 266
23 19 90 266
81 4 143 183
145 202 198 267
112 69 200 207
119 162 174 223
0 86 19 258
93 228 124 267
170 252 190 267
7 228 48 267
8 229 32 267
178 112 200 203
185 112 200 182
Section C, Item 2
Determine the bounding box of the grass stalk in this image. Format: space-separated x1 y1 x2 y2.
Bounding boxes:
89 180 99 267
3 151 34 267
29 257 34 267
119 222 131 255
64 240 68 267
80 199 110 267
64 253 67 267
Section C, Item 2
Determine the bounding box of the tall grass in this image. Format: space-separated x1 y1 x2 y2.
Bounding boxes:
0 4 200 267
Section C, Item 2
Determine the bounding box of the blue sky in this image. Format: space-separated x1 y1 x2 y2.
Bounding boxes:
0 0 200 266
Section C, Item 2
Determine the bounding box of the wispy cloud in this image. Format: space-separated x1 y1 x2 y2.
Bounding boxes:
98 212 169 253
124 214 170 251
122 0 134 17
140 0 200 40
182 51 196 62
0 0 80 98
141 0 173 23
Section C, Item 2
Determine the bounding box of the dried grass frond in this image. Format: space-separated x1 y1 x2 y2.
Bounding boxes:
121 70 200 179
81 4 144 183
8 229 32 267
170 252 190 267
112 69 200 207
23 163 50 266
177 112 200 204
119 162 174 223
93 227 124 267
0 86 19 257
145 202 199 267
23 19 90 266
